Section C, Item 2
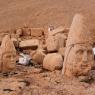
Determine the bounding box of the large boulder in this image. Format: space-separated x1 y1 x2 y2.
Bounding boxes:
43 53 63 71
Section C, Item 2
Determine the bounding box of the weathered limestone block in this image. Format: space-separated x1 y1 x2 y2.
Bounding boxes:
32 49 46 64
19 39 39 49
54 33 66 49
48 26 68 36
0 35 16 73
30 28 45 38
46 36 58 52
22 26 31 36
43 53 63 71
62 14 94 77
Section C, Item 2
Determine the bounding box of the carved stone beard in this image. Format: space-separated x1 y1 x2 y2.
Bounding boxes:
64 44 94 77
2 51 16 72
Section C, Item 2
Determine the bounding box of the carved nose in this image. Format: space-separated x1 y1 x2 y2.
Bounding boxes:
82 51 88 62
10 56 14 61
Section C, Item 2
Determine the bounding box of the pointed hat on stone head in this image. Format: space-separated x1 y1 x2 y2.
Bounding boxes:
1 35 16 53
66 13 91 47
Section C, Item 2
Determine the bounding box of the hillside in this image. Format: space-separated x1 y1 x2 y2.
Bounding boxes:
0 0 95 32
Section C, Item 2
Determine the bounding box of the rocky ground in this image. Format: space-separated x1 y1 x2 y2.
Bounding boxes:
0 65 95 95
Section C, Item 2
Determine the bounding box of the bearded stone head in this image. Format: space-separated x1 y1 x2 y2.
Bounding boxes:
0 35 16 73
62 14 94 77
63 44 94 77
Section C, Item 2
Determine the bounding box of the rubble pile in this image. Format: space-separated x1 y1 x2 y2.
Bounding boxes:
0 25 69 72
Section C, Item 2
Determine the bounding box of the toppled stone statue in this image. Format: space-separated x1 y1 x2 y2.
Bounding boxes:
0 35 16 73
62 14 94 77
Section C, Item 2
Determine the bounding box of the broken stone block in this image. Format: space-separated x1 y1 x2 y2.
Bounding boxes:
43 53 63 71
19 39 39 49
46 36 58 52
30 28 45 38
46 26 68 52
0 35 16 73
54 33 66 49
32 49 46 64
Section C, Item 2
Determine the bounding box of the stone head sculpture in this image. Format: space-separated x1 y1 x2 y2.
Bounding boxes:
0 35 16 73
62 14 94 77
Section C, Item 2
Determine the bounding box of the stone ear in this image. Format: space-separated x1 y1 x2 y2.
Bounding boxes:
0 51 3 72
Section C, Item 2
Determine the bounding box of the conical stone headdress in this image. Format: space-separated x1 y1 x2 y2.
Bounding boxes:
66 14 91 47
1 35 16 53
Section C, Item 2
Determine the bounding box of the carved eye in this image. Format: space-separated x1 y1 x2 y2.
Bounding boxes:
4 54 16 59
76 49 83 55
6 55 11 58
88 50 92 55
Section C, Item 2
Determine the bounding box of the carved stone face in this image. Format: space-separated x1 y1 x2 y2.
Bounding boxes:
65 44 94 76
2 51 16 72
0 35 16 72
